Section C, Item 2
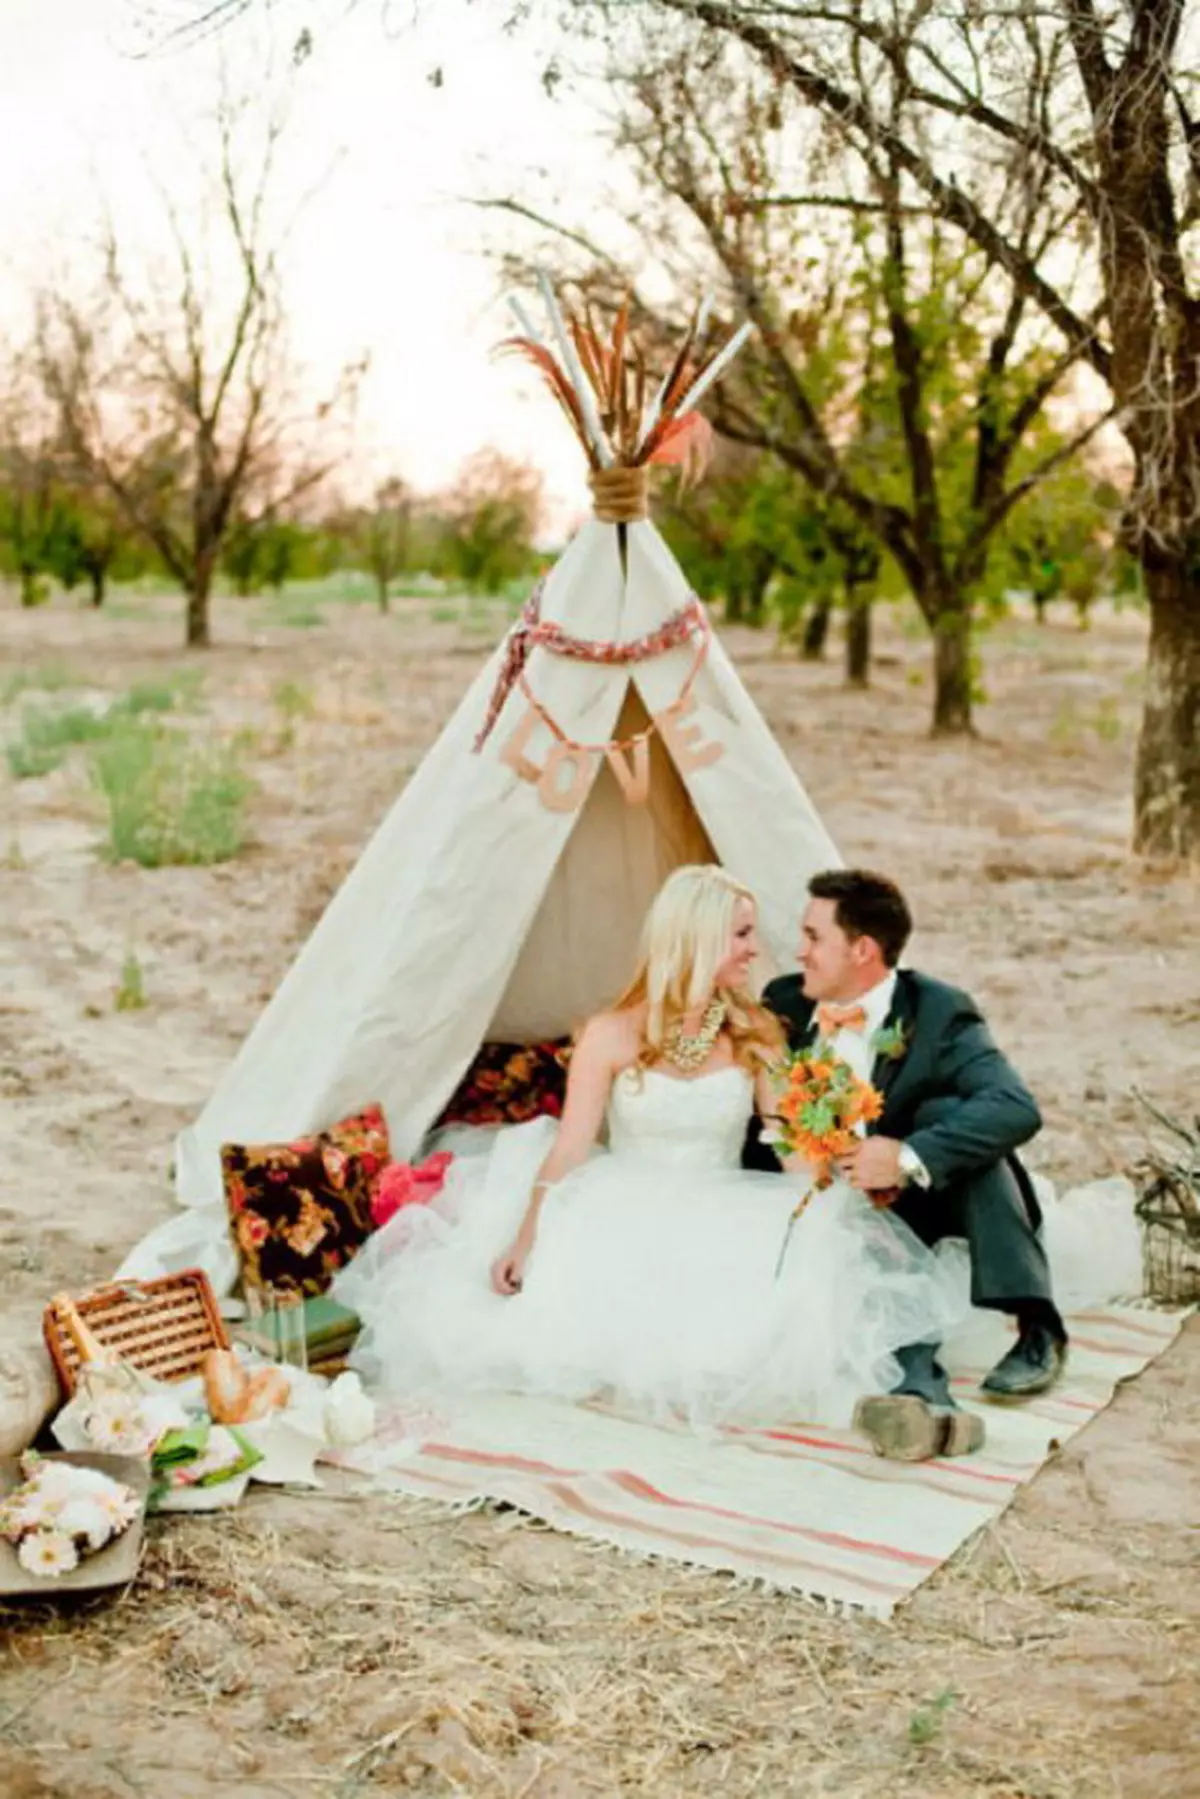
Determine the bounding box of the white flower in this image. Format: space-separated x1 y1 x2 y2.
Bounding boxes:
5 1465 139 1547
68 1465 135 1497
323 1372 376 1448
54 1498 117 1552
17 1530 80 1577
23 1461 77 1500
98 1488 140 1529
82 1401 155 1456
13 1496 63 1533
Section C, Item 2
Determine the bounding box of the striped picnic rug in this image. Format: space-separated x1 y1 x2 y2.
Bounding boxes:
330 1303 1187 1616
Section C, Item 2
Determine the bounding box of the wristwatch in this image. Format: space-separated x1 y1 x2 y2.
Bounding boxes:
897 1143 932 1190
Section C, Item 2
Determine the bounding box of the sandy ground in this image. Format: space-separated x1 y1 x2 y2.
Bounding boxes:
0 582 1197 1798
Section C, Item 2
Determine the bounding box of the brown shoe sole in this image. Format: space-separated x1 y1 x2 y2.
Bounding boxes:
853 1395 985 1461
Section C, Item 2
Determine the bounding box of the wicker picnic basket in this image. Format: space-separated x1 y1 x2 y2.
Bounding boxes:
1131 1096 1200 1305
43 1270 230 1397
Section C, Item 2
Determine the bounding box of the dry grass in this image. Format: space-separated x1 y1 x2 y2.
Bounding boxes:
1 585 1198 1797
2 1391 1198 1799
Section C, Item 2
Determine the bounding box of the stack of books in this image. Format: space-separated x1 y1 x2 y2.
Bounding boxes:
235 1292 361 1374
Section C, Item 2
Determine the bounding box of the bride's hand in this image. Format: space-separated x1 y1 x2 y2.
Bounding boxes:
491 1241 530 1296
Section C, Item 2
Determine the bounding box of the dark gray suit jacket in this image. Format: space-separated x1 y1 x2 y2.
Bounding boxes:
747 969 1042 1209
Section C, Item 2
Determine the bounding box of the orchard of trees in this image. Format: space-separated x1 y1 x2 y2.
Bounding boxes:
8 0 1200 859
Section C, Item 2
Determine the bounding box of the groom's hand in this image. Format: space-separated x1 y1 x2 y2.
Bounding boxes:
838 1136 903 1200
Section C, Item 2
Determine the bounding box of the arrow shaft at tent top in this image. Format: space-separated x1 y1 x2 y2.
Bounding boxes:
537 269 613 468
672 320 755 418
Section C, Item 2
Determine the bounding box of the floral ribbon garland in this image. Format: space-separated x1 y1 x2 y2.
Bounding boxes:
472 577 711 756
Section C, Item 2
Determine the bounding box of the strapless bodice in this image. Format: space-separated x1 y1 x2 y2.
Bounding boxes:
605 1065 754 1170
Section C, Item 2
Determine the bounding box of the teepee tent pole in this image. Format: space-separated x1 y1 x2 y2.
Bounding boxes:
536 270 613 468
639 377 669 455
507 293 546 348
672 320 755 417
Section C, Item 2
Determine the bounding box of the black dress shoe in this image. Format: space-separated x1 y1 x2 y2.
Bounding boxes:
980 1325 1067 1400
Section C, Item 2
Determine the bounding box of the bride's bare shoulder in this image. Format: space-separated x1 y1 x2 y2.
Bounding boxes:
576 1005 643 1065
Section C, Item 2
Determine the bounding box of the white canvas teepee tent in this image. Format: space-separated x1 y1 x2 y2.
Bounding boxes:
172 290 840 1207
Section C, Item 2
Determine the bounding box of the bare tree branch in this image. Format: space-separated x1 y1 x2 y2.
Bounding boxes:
646 0 1112 381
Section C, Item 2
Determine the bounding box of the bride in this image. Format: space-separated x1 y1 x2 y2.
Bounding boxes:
334 864 968 1429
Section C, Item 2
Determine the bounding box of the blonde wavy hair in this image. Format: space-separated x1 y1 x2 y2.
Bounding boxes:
613 864 783 1072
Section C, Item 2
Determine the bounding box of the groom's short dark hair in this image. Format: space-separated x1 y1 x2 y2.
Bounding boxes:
808 869 912 967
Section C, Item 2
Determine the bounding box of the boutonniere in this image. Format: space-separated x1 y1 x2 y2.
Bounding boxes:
871 1021 911 1063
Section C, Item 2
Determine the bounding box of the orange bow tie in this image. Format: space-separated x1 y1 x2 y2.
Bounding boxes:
816 1002 869 1038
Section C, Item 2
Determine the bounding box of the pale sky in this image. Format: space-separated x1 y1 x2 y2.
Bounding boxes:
0 0 626 526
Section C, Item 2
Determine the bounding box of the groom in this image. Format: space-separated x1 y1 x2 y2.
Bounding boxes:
747 868 1068 1461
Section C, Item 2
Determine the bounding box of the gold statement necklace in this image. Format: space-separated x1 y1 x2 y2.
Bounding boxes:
661 996 728 1074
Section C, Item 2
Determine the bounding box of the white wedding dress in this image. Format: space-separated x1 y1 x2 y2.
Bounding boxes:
333 1065 972 1428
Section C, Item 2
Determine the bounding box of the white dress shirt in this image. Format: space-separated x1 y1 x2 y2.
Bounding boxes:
822 972 896 1083
820 972 931 1189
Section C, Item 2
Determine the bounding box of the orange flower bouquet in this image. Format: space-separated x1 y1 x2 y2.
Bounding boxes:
762 1049 884 1275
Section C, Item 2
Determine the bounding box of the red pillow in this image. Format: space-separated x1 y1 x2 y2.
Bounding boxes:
371 1152 454 1228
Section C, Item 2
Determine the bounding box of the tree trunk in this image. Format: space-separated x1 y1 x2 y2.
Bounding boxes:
746 561 771 628
376 571 390 614
19 565 38 608
801 598 832 660
931 607 975 735
90 566 106 608
186 566 213 648
1133 554 1200 857
724 580 746 625
844 582 871 687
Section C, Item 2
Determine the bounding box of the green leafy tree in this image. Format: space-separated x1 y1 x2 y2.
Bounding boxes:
608 0 1200 852
0 444 69 607
433 449 544 595
0 364 74 605
350 476 413 612
997 450 1131 629
604 47 1104 733
222 515 317 595
47 482 143 607
659 446 880 681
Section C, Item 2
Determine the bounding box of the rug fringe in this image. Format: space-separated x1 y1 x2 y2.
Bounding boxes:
367 1476 895 1618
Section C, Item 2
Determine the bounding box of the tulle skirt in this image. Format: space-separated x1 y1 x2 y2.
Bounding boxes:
333 1119 971 1429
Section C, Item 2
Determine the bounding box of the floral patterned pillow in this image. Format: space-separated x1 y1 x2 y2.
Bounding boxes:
435 1040 573 1130
222 1103 391 1296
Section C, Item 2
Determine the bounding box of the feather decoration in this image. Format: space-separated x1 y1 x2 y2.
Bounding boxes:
496 336 596 464
646 411 715 486
537 270 611 465
570 315 607 409
608 296 630 417
497 281 754 488
584 301 613 404
648 313 699 437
